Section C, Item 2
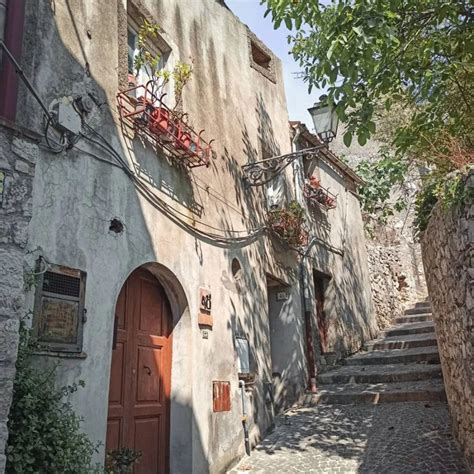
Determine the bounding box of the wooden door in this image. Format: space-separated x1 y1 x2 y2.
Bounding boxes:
106 268 172 473
314 275 328 354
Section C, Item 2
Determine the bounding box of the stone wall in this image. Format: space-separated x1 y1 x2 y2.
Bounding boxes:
421 172 474 466
0 128 37 472
366 243 404 330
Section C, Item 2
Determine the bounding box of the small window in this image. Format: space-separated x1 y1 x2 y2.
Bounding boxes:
248 33 276 83
127 17 166 87
251 41 271 70
33 262 87 353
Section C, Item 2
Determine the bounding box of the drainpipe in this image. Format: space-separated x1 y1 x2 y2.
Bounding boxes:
239 380 250 455
291 125 303 204
300 238 319 393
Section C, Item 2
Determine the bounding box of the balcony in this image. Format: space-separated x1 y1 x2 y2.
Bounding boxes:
117 83 214 169
303 177 337 210
268 201 309 247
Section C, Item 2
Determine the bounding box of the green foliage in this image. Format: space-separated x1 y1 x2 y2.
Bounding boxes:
263 0 473 156
356 151 409 223
264 0 473 232
414 166 474 233
6 320 100 474
133 20 193 110
105 448 142 474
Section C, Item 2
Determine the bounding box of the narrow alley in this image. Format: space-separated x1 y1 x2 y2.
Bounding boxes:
230 302 469 473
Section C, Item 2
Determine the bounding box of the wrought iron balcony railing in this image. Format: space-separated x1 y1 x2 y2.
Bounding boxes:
117 83 214 169
303 178 337 210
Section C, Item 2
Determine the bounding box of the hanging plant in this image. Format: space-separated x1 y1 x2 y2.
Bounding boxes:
268 200 308 246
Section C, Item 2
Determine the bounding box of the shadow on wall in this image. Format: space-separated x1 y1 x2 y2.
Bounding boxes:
14 1 216 470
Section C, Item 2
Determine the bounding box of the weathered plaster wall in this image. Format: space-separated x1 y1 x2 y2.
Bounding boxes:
295 150 377 366
0 130 37 472
0 0 375 472
421 172 474 467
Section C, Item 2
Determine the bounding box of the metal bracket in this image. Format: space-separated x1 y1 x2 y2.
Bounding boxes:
241 145 326 186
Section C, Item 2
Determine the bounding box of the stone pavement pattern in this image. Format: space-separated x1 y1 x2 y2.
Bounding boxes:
229 302 469 473
229 403 468 473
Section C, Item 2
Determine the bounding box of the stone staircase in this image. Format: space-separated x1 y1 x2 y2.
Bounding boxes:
302 301 447 405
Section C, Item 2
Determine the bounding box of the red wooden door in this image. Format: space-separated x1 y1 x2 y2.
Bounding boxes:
106 268 172 473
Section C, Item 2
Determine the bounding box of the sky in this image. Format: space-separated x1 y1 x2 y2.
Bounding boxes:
226 0 320 129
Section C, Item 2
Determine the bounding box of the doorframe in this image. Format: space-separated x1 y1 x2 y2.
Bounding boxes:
106 262 193 474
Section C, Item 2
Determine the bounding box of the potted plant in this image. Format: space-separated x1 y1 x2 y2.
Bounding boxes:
105 447 142 474
268 201 308 246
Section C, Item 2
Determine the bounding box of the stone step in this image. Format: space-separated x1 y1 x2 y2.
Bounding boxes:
395 314 432 324
405 306 432 315
415 301 431 309
318 363 443 384
364 333 438 351
382 321 435 337
302 379 446 405
342 346 440 366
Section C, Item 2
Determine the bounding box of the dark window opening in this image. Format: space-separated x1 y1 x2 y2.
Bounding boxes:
251 41 272 70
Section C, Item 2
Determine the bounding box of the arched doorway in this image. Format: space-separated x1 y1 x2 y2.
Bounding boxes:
106 267 172 473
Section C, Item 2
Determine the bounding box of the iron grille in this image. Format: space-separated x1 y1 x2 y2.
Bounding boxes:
43 271 81 298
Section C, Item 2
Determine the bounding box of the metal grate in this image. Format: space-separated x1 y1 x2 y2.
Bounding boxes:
43 271 81 298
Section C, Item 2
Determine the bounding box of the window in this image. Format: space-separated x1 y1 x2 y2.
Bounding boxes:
235 335 250 374
33 263 87 353
127 16 167 88
248 32 276 83
266 174 286 210
251 41 271 70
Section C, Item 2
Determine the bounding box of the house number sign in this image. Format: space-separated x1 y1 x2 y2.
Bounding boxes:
198 288 213 328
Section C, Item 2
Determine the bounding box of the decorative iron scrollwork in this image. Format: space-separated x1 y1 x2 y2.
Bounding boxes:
242 146 325 186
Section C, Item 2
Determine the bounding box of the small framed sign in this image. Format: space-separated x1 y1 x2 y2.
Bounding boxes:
198 288 213 328
276 291 289 301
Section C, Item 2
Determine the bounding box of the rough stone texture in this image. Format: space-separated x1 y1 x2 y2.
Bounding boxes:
366 244 404 330
331 131 428 329
228 403 468 473
421 171 474 467
0 129 37 473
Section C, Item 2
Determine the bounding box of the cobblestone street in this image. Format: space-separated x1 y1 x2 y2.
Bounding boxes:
229 402 469 473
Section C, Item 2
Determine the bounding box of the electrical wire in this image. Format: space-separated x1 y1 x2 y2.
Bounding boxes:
79 123 268 244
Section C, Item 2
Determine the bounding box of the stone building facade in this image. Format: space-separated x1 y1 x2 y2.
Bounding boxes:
0 1 375 472
421 171 474 467
331 130 428 329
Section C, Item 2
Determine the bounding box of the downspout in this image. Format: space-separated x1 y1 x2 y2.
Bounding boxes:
292 125 318 393
300 238 318 393
239 380 250 455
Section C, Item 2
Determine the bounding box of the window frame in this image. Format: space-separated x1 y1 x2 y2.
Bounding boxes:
126 14 169 89
0 0 26 122
32 262 87 354
247 31 276 83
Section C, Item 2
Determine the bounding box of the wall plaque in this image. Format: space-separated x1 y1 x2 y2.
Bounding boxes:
198 288 213 328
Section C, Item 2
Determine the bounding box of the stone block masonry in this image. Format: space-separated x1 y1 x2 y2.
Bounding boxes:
421 170 474 467
0 130 37 473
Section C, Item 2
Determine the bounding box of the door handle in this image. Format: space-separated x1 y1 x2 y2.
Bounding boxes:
143 365 152 375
